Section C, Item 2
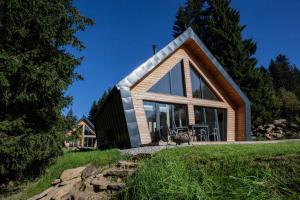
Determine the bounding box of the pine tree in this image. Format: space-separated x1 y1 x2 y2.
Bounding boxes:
173 0 279 124
88 101 97 123
269 54 300 99
0 0 94 136
0 0 93 182
88 88 112 124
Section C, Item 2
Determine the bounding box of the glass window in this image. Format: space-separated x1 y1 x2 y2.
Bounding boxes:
190 65 219 101
174 104 187 127
143 101 188 142
149 61 185 96
149 73 171 94
170 62 185 96
194 106 227 141
144 101 157 141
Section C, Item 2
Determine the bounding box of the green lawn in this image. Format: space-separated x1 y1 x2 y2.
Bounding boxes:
7 149 122 200
122 142 300 200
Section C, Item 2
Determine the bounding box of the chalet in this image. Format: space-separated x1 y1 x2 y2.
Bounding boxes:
65 117 97 148
94 28 251 149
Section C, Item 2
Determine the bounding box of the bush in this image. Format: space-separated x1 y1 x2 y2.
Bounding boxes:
0 134 63 185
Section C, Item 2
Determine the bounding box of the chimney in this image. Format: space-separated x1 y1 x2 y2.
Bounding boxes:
152 44 157 55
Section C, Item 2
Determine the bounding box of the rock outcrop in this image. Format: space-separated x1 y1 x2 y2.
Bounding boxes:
29 160 138 200
252 119 300 140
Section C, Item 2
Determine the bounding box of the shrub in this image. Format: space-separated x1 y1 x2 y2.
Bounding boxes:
0 134 63 185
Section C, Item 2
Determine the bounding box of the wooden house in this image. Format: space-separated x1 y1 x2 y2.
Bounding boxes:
65 117 97 148
94 28 251 149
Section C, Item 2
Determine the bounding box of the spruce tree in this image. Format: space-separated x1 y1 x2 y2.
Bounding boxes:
269 54 300 99
0 0 93 182
0 0 94 136
173 0 279 124
88 101 97 123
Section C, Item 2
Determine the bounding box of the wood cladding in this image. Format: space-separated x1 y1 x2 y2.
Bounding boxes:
130 44 246 144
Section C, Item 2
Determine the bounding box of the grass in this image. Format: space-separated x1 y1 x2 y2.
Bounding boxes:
122 142 300 200
5 149 122 200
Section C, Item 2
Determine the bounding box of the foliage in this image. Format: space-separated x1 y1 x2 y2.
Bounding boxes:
122 142 300 200
0 0 93 185
277 88 300 121
63 110 81 144
173 0 279 124
269 54 300 99
0 134 63 186
268 54 300 122
0 0 93 136
88 88 112 123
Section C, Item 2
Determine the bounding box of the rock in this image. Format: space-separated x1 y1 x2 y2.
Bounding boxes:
288 122 299 130
51 179 61 186
265 133 273 140
266 124 275 129
46 177 81 200
60 166 86 182
274 119 287 125
59 176 81 186
266 127 273 133
117 161 137 169
104 169 135 178
82 164 97 179
28 186 54 200
107 182 126 190
90 177 110 190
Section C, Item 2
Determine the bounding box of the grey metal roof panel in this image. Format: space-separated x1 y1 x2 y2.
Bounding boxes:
116 27 251 105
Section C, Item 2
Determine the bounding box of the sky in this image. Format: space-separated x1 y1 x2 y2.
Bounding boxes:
66 0 300 118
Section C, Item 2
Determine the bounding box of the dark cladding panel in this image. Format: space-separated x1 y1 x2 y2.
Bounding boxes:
94 88 131 149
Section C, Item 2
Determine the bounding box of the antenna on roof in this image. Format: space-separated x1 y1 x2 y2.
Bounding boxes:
152 44 157 55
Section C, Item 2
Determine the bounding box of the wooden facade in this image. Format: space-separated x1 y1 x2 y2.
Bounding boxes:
94 28 251 149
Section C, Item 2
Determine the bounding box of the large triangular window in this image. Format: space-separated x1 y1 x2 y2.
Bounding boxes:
149 61 185 96
190 64 220 101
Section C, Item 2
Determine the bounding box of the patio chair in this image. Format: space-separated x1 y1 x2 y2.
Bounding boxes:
210 127 221 141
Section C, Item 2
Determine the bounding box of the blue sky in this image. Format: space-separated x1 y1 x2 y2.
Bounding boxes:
66 0 300 118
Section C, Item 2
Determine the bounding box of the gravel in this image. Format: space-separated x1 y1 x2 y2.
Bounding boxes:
119 139 300 156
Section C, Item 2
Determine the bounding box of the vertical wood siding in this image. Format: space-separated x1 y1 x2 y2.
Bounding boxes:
130 46 245 144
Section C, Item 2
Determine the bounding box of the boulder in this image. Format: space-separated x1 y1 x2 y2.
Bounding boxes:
28 186 54 200
274 119 287 125
107 182 125 190
60 166 86 182
288 122 299 130
104 169 135 178
117 161 137 169
51 179 61 186
81 164 97 179
266 124 275 129
266 127 273 133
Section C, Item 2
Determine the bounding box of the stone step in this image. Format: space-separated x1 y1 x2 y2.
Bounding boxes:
117 160 138 169
107 182 126 191
103 168 135 178
90 177 111 190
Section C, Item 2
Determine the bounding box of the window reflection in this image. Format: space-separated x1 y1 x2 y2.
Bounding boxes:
194 106 227 141
149 61 185 96
144 101 188 142
190 64 219 101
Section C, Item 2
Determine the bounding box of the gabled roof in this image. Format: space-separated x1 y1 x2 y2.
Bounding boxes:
116 27 250 105
79 116 95 130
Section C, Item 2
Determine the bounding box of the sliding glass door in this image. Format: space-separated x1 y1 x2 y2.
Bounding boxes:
144 101 188 142
194 106 227 141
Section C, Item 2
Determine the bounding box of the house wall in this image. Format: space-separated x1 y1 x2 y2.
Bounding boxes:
94 88 132 149
130 46 245 144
